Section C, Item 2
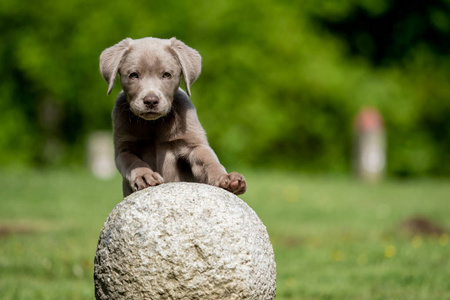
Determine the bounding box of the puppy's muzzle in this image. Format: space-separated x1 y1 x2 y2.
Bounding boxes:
143 93 160 109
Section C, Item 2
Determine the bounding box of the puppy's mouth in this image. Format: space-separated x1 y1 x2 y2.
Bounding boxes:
138 111 163 121
129 106 162 120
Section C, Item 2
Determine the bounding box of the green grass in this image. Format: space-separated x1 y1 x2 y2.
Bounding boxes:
0 169 449 299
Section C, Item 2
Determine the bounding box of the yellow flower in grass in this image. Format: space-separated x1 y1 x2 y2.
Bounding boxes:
285 278 296 288
282 185 301 203
332 250 346 262
384 245 396 258
439 234 449 246
411 235 423 249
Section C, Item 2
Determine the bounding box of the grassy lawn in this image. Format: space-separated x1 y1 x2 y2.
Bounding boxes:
0 169 449 299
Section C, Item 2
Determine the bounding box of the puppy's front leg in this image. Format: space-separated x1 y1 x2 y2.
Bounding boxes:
116 151 164 196
188 145 247 195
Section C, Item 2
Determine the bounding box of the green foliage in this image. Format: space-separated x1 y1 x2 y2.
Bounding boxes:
1 170 449 299
0 0 449 176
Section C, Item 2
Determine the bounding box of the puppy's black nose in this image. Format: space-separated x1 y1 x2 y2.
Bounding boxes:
143 94 160 108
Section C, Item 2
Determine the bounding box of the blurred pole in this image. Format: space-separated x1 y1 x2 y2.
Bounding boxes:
87 131 116 180
353 107 386 182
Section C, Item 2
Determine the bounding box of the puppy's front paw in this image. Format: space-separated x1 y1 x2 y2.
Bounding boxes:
217 172 247 195
130 168 164 192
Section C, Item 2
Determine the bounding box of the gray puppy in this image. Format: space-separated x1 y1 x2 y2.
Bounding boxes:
100 37 246 197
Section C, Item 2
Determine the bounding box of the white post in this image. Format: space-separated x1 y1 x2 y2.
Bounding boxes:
353 107 386 182
87 131 115 180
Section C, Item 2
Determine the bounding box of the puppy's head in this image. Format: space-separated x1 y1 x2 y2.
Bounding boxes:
100 37 201 120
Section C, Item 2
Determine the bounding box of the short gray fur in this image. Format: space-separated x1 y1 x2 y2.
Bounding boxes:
94 182 276 299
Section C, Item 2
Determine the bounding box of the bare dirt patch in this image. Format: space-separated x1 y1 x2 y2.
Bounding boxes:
0 223 40 237
400 217 446 236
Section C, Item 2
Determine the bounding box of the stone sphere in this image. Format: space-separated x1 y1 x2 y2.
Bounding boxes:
94 182 276 299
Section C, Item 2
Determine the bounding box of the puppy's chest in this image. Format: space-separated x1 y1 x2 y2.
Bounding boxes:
117 108 195 158
126 126 192 158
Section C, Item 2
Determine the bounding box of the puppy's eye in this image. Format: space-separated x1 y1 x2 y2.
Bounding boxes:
129 72 139 79
162 72 172 79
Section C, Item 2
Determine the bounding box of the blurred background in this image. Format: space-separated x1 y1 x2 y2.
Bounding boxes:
1 0 449 177
1 0 450 299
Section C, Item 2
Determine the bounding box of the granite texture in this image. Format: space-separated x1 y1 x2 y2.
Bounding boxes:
94 182 276 299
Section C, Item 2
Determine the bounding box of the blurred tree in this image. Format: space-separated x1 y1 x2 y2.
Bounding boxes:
0 0 449 176
313 0 450 65
312 0 450 176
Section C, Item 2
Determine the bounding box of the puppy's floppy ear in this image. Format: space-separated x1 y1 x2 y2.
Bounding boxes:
168 38 201 97
99 38 132 95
